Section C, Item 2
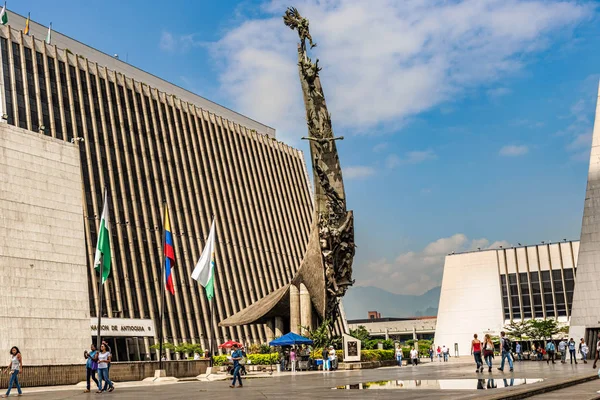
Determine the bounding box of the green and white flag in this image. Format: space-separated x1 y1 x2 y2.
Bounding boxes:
191 218 216 301
0 3 8 25
94 190 111 284
45 22 51 45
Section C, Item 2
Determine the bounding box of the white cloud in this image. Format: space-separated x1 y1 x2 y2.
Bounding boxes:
159 31 201 53
487 87 512 98
386 150 437 168
373 143 388 153
359 234 507 295
499 145 529 156
385 154 401 169
344 165 376 179
567 133 592 150
159 31 176 52
210 0 590 143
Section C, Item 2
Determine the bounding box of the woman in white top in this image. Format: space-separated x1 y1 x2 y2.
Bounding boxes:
2 346 22 398
328 346 337 370
97 344 114 393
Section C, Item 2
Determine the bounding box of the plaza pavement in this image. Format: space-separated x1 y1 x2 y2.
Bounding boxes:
9 357 600 400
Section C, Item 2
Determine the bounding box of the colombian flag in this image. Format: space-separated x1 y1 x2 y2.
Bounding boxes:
164 207 175 295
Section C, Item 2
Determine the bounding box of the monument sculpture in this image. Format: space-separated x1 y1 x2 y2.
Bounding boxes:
220 7 354 333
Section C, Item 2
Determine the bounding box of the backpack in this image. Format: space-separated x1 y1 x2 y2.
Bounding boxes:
503 338 511 351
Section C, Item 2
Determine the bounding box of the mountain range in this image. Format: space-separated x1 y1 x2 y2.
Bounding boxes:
342 285 441 320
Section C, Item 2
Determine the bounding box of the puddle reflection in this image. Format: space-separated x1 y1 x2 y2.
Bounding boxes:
334 378 544 390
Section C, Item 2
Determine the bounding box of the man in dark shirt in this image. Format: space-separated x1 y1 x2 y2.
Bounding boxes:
230 344 243 388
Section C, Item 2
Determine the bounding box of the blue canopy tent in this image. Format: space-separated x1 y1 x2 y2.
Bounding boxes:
269 332 314 346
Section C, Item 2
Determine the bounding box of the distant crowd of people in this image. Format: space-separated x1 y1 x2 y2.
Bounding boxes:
470 332 599 373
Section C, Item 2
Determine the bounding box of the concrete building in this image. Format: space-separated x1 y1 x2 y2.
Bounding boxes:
570 85 600 352
0 124 90 365
348 317 436 341
434 241 579 356
0 11 313 363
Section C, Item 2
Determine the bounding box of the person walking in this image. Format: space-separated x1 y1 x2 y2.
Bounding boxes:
84 344 100 393
497 331 513 372
568 338 577 364
395 345 403 367
436 346 442 362
472 334 484 373
515 342 522 362
2 347 23 398
483 334 494 372
97 343 114 393
328 346 337 371
545 341 556 364
321 347 329 371
229 344 243 388
593 337 600 369
558 338 567 364
580 339 589 364
289 348 296 373
442 345 449 362
429 346 434 362
410 348 418 366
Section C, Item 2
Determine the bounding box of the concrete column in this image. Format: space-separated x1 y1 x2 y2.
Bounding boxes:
290 284 301 334
265 320 275 343
385 328 389 341
412 326 417 341
275 317 284 337
299 283 313 335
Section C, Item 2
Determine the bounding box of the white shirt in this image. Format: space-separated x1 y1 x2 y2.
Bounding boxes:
410 349 418 359
442 346 448 353
395 348 402 357
98 351 110 369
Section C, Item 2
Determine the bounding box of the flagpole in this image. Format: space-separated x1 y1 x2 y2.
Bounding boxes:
96 188 107 351
158 201 167 370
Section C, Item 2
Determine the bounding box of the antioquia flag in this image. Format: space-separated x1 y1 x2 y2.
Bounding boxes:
94 190 111 284
0 3 8 25
191 219 216 301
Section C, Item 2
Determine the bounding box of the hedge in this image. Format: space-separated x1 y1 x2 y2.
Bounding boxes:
213 353 279 366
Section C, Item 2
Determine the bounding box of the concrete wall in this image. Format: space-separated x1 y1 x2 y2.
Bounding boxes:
3 10 275 138
571 84 600 338
347 318 436 339
0 123 90 364
434 251 504 356
0 360 209 388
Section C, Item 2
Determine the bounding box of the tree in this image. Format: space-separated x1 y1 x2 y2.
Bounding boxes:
528 319 561 341
504 320 532 341
302 319 331 348
349 325 370 343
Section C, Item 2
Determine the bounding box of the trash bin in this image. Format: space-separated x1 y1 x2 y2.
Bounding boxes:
276 364 281 373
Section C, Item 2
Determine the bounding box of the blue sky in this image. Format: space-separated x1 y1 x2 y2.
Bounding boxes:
13 0 600 295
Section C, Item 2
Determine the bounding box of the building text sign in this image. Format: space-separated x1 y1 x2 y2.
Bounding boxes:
90 318 155 337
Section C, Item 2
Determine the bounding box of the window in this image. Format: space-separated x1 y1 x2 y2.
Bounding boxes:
564 268 575 310
47 56 62 140
12 42 26 129
530 271 544 318
500 275 510 320
508 273 520 319
1 38 14 125
23 47 38 132
36 52 50 132
519 272 531 318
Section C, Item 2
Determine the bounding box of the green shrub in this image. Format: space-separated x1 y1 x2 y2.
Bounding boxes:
360 349 394 362
212 353 279 366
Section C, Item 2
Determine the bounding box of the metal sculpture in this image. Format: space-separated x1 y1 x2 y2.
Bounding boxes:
220 7 354 330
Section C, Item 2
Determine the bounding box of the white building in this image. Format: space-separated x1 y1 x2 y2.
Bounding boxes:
434 241 578 356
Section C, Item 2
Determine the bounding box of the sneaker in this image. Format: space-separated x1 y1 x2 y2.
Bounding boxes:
488 367 491 372
497 368 503 371
509 368 513 372
237 385 243 388
84 389 91 393
108 386 114 393
480 366 484 372
230 385 235 388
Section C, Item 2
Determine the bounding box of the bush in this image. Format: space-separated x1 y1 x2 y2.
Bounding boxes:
360 349 394 362
212 353 279 366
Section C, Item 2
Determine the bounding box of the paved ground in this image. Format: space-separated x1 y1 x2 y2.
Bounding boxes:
6 358 599 399
529 379 600 399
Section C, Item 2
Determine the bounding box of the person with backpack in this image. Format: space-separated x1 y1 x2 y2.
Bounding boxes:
497 331 513 372
545 341 556 364
594 338 600 369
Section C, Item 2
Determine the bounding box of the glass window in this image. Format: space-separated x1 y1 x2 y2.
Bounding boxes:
36 52 50 131
12 42 26 129
23 47 38 132
530 271 544 317
1 38 14 125
47 56 62 140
